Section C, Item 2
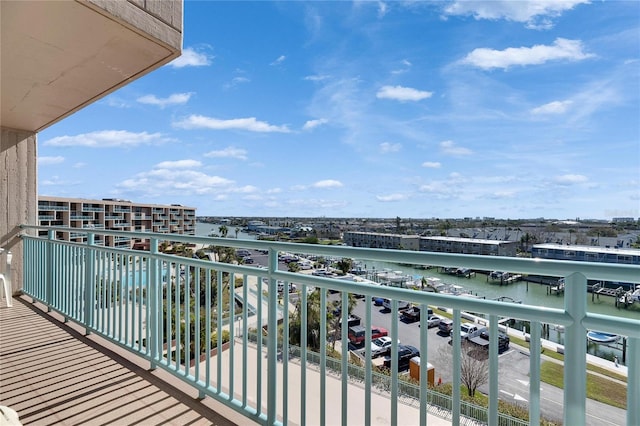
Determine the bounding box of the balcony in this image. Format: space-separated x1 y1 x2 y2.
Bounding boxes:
4 226 639 426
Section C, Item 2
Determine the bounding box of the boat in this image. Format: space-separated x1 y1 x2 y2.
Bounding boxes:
586 330 620 344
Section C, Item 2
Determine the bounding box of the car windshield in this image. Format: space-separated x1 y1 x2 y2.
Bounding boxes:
372 338 385 346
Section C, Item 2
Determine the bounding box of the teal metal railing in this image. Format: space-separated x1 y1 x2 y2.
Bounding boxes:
19 226 640 426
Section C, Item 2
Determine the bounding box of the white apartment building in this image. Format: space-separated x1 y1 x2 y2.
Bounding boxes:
343 231 517 256
38 196 195 248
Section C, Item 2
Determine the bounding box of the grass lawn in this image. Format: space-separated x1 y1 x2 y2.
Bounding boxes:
540 361 627 409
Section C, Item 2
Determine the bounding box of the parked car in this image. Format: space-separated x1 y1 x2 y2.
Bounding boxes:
383 345 420 371
438 318 453 334
348 325 388 345
425 314 441 328
370 336 397 358
455 322 480 339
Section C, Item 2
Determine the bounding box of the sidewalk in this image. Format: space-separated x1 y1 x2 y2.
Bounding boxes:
202 340 453 426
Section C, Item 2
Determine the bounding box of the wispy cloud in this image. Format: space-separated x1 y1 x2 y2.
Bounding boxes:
440 141 472 156
422 161 441 168
43 130 171 147
391 59 412 75
442 1 588 30
531 100 573 115
304 74 330 82
554 174 588 185
376 193 408 202
376 85 433 101
377 1 388 19
380 142 401 153
168 47 212 68
303 118 329 131
271 55 286 66
312 179 343 189
461 38 594 70
173 115 290 133
204 147 248 160
39 156 65 165
155 159 202 169
137 92 193 108
224 76 250 89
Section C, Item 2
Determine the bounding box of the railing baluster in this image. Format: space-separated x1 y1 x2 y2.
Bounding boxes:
563 272 587 426
340 290 348 426
390 299 398 426
452 309 461 425
300 282 308 425
419 302 428 426
364 296 372 426
628 336 639 426
320 287 327 426
488 314 499 425
149 238 159 370
529 321 541 426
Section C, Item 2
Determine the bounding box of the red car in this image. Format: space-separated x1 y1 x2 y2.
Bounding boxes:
348 325 388 345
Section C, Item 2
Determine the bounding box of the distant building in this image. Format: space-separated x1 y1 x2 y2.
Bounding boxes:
531 244 640 265
343 232 420 250
38 196 196 248
343 232 516 256
419 236 517 257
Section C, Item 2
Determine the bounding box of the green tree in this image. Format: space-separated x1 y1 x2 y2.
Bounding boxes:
336 258 353 275
218 225 228 238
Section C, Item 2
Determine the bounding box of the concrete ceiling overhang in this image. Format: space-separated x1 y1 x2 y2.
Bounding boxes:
1 0 182 133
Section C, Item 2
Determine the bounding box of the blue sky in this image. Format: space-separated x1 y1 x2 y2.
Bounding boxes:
38 1 639 220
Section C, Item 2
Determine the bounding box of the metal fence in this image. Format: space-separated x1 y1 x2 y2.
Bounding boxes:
19 226 640 426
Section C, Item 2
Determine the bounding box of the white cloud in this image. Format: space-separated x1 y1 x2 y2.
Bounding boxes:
154 159 202 169
554 174 588 185
136 92 193 108
376 85 433 101
39 156 64 165
173 115 290 133
461 38 594 70
271 55 286 66
376 193 407 202
422 161 441 168
303 118 329 131
377 1 388 19
391 59 412 75
443 1 588 29
440 140 472 156
380 142 401 153
117 167 234 197
266 188 282 194
531 100 573 115
224 76 250 89
312 179 343 189
204 147 248 160
43 130 171 147
168 47 212 68
73 162 87 168
304 74 330 82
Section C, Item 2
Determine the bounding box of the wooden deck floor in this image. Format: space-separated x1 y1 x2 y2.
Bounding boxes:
0 296 244 426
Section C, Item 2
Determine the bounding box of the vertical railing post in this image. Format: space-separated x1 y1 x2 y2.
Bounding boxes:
488 314 499 425
627 337 639 426
266 249 278 426
84 233 96 335
452 309 461 425
149 237 159 370
563 272 587 426
46 230 55 312
529 321 541 426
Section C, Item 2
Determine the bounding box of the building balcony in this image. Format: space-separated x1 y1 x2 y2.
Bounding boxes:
3 225 639 426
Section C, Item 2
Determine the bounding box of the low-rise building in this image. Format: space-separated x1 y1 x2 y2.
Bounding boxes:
531 244 640 265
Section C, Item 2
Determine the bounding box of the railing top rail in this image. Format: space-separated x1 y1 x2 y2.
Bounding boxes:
20 225 639 284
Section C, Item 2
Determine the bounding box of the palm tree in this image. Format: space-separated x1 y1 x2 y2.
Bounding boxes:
218 225 228 238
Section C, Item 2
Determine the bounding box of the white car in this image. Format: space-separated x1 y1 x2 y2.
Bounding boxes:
370 336 397 358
